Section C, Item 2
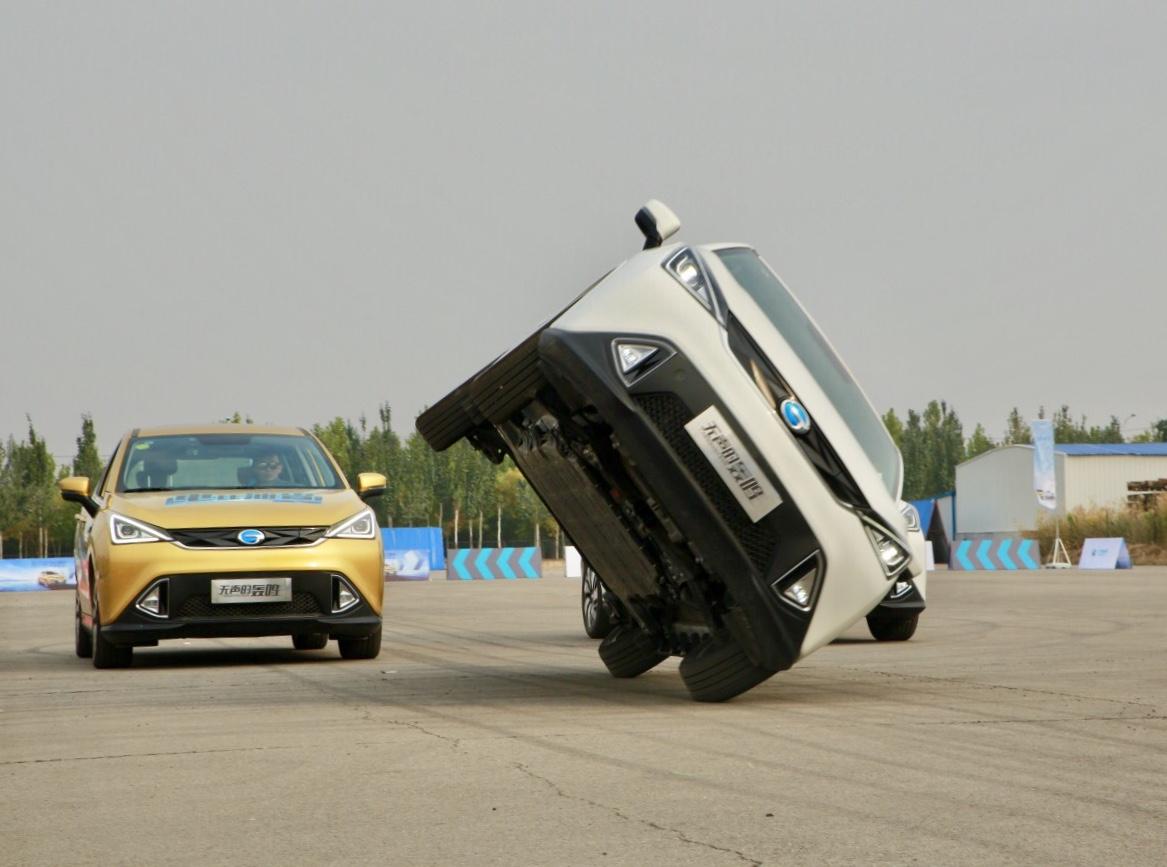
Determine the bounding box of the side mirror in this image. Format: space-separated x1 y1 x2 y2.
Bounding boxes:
634 199 681 250
356 472 387 500
58 476 99 518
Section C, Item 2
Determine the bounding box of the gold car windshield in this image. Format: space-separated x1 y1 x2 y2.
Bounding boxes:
117 434 344 493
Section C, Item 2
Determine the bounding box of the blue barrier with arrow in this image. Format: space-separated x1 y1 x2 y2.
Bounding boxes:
950 534 1040 571
447 547 543 580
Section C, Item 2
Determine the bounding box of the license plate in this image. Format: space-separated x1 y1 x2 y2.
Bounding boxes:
210 577 292 604
684 406 783 523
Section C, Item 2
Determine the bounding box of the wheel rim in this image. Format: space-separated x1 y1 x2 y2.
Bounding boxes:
582 568 601 629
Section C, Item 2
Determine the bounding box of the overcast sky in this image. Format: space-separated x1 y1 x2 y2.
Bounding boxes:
2 1 1165 462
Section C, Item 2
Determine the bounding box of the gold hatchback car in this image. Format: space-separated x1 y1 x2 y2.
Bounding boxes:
58 424 386 668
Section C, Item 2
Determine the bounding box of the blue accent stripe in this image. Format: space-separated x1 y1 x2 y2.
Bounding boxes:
1017 540 1038 570
497 548 516 580
452 549 472 581
475 548 495 580
518 548 537 579
956 540 973 571
997 538 1016 570
976 539 994 570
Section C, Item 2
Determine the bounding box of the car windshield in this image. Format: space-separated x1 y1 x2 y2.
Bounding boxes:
715 248 902 500
117 433 344 492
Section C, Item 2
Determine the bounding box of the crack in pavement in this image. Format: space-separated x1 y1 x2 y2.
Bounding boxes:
2 744 297 766
918 713 1167 727
355 707 466 751
512 762 763 867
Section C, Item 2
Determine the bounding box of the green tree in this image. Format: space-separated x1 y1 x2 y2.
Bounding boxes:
72 414 103 481
1003 407 1032 445
882 408 904 450
312 417 361 482
899 409 927 499
0 419 58 556
964 423 995 460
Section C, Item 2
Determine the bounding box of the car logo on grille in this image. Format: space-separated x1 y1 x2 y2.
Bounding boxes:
237 529 265 545
779 399 811 435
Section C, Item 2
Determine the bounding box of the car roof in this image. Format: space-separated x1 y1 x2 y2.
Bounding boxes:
129 423 310 438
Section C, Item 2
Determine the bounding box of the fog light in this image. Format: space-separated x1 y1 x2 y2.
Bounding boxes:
135 579 169 618
332 576 360 613
890 580 913 599
782 576 814 609
864 520 910 577
771 552 822 613
616 343 658 374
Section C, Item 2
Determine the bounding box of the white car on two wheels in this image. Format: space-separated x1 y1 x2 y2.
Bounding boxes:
419 201 923 701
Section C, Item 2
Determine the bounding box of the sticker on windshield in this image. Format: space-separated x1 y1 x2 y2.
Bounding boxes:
164 492 324 507
684 406 782 523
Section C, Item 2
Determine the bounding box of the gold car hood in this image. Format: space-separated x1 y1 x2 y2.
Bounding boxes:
109 489 366 529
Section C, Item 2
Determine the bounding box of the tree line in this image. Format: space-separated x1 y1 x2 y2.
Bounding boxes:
884 403 1166 500
2 404 1164 558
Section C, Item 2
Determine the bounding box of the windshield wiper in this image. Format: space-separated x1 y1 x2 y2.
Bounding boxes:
122 487 173 493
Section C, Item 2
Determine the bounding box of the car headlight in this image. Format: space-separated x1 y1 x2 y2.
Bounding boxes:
899 501 921 533
664 247 724 322
326 508 377 540
110 513 172 545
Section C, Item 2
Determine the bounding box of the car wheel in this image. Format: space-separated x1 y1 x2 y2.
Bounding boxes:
292 633 329 650
581 564 614 639
866 613 919 642
679 638 777 702
597 624 668 678
91 599 133 669
338 624 382 660
74 597 93 659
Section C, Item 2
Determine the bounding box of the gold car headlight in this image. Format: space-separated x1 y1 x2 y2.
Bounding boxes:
110 513 173 545
325 508 377 540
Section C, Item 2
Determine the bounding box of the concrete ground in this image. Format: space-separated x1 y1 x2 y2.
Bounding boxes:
2 567 1164 866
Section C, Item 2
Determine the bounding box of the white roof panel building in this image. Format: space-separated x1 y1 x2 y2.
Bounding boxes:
954 444 1167 534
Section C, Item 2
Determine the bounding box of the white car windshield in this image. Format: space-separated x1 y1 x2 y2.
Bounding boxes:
716 248 902 500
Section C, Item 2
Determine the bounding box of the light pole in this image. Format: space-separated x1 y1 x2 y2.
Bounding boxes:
1122 414 1137 441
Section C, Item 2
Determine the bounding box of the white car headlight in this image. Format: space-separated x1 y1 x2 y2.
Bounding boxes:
899 501 921 533
664 247 723 320
326 508 377 540
110 513 173 545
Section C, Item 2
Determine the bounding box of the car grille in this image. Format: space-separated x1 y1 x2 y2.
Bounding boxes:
176 592 322 618
725 314 869 511
633 392 778 576
168 527 327 548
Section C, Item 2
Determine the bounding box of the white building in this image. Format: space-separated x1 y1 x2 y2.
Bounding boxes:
954 444 1167 534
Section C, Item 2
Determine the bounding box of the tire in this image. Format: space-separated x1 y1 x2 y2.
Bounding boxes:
338 624 382 660
293 633 329 650
74 597 93 659
867 612 919 642
597 624 668 678
679 638 777 702
581 564 614 639
91 599 133 669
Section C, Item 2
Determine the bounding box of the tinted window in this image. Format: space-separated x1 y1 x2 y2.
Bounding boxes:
716 248 901 499
118 434 343 492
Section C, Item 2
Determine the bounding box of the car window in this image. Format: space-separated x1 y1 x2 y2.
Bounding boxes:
716 248 902 499
92 444 121 499
117 434 344 492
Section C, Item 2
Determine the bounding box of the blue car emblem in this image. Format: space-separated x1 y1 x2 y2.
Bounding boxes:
779 398 812 435
237 529 265 546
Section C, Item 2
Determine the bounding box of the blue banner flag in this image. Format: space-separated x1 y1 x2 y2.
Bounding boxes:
1029 419 1057 511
